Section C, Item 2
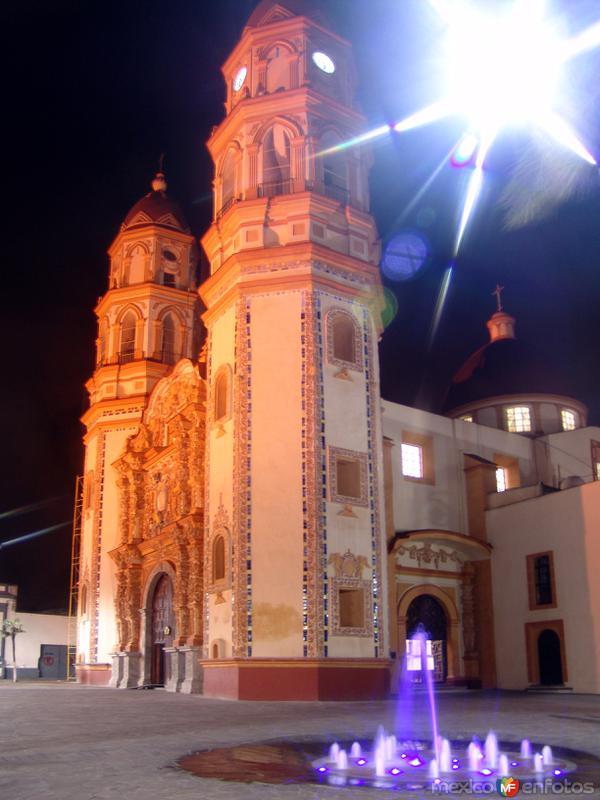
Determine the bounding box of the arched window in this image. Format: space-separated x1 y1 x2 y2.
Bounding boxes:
79 584 88 617
213 535 225 582
120 312 137 363
98 319 108 366
261 125 290 195
321 133 348 204
333 315 356 363
327 309 362 371
265 45 289 93
162 314 176 364
214 368 230 422
220 150 236 213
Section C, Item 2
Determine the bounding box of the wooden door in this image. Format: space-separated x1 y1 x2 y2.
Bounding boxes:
150 574 175 685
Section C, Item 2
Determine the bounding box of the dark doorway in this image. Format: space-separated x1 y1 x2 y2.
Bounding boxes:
538 629 563 685
406 594 447 682
150 574 175 686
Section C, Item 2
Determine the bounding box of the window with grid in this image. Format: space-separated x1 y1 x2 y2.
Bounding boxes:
534 555 553 605
495 467 507 493
505 406 532 433
401 443 424 479
119 312 136 362
561 409 576 431
592 441 600 481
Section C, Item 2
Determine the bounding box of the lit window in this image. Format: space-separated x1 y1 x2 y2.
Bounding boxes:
596 462 600 481
401 443 423 479
495 467 507 493
461 415 473 423
561 409 576 431
505 406 532 433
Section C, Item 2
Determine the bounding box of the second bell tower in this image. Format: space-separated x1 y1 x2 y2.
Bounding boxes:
200 0 389 699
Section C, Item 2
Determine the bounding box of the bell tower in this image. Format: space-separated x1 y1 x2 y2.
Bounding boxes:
200 0 389 699
77 172 199 681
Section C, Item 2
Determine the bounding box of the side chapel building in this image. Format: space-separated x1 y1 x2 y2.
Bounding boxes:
75 0 600 699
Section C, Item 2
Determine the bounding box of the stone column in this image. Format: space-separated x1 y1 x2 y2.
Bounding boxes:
120 651 142 689
179 647 203 694
461 562 480 684
164 647 184 693
109 652 123 688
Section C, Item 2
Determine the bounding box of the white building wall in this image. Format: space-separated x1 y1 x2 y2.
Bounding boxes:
381 401 535 535
96 425 138 663
538 426 600 487
488 481 600 693
8 612 69 671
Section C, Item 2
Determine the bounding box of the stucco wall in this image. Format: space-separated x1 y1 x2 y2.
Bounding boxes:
5 612 69 671
488 481 600 692
381 401 535 535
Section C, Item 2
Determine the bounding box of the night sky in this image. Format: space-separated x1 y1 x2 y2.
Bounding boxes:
2 0 599 611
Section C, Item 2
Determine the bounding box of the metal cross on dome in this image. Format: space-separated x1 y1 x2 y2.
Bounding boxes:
492 284 505 312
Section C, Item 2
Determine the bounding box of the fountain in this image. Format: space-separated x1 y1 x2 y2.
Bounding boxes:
312 627 577 791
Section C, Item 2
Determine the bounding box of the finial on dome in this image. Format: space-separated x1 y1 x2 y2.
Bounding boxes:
486 284 516 343
151 153 167 192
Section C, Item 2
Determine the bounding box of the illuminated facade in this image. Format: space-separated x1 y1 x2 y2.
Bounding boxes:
75 0 600 698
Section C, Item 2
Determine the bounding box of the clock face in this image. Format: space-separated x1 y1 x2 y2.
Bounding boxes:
233 66 247 92
312 51 335 74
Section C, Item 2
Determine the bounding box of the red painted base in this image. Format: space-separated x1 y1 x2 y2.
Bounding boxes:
201 658 391 700
77 663 111 686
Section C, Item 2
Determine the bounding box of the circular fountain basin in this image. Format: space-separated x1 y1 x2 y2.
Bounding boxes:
312 739 577 791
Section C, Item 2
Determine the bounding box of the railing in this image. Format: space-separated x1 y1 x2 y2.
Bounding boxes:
97 350 180 368
216 195 238 219
214 180 353 219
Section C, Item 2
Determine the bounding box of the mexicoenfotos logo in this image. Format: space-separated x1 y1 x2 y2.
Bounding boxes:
497 777 520 797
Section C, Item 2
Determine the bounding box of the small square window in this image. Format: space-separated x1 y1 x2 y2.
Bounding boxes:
401 443 423 479
506 406 532 433
336 458 361 500
339 588 365 628
495 467 507 493
561 409 576 431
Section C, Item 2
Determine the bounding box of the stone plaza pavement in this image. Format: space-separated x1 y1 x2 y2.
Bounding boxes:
1 683 600 800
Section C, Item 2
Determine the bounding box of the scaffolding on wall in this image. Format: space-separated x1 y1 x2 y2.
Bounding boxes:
66 475 83 679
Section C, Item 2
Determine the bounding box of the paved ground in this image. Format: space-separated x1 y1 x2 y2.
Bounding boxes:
1 683 600 800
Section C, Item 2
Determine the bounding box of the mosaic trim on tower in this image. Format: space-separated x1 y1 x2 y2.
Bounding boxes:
202 334 213 658
232 298 253 657
362 305 384 657
90 432 106 662
301 290 327 657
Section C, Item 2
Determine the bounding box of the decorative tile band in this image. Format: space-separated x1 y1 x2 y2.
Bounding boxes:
301 290 327 657
362 305 384 657
233 298 252 657
90 432 106 663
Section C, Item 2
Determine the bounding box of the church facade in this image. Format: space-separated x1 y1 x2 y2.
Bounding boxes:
74 0 600 698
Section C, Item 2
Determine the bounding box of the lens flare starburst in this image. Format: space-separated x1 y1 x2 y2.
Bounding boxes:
321 0 600 255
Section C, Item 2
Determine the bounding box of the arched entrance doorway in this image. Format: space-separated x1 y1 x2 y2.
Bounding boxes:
406 594 447 682
538 629 563 685
150 574 175 686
